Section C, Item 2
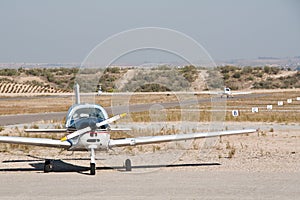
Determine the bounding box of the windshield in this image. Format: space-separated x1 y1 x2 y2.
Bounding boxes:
71 107 105 121
65 104 108 129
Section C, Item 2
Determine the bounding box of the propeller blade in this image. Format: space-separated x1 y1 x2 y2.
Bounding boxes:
96 113 127 128
61 126 91 141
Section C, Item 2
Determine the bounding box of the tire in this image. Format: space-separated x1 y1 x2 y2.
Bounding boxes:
125 159 132 171
44 160 53 173
90 163 96 175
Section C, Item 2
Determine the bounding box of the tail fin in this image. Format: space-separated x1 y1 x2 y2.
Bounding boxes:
74 83 80 104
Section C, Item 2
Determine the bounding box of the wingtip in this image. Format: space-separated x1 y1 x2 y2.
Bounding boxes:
120 113 127 118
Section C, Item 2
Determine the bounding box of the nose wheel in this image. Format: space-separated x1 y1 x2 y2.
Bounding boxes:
90 148 96 175
90 163 96 175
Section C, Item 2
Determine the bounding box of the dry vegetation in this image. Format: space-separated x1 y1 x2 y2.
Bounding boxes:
0 96 72 115
219 65 300 90
124 91 300 123
1 66 298 95
1 91 299 123
224 91 300 123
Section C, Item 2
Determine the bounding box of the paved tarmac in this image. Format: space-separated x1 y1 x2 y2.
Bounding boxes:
0 169 299 200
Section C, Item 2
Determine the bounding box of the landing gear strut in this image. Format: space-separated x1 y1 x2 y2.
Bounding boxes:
44 159 53 173
90 148 96 175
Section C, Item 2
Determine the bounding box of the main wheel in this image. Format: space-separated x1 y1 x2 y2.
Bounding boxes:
90 163 96 175
125 159 132 171
44 160 53 173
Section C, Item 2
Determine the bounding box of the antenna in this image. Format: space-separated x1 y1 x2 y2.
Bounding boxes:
74 83 80 104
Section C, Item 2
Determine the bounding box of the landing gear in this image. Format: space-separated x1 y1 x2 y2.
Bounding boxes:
44 159 53 173
90 163 96 175
90 148 96 175
125 159 132 171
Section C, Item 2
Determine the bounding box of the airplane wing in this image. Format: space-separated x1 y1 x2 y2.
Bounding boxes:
0 136 71 148
109 129 256 147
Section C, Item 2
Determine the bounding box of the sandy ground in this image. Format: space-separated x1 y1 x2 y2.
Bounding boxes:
0 122 299 199
0 171 299 200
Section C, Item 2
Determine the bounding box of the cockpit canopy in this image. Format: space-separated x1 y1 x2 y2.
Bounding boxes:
65 104 109 130
225 87 231 92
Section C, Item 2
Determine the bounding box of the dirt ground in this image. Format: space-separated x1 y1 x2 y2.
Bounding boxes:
0 122 299 199
1 122 299 173
0 171 299 200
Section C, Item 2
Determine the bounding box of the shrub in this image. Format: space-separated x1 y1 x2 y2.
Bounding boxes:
246 76 254 81
105 67 120 74
179 65 198 83
228 148 236 158
256 72 263 78
264 66 271 74
223 73 230 80
233 72 241 79
0 69 19 76
271 67 280 74
135 83 171 92
241 66 253 74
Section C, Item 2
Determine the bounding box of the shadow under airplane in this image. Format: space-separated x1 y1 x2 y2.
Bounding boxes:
1 158 221 174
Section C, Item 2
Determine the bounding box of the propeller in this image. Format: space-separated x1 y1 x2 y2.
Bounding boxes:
61 113 127 141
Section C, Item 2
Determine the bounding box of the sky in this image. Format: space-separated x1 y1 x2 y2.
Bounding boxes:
0 0 299 63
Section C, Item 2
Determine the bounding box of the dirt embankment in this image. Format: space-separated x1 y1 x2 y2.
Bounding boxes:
0 82 65 93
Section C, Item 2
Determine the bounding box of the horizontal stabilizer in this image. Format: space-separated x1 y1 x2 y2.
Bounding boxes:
25 128 67 132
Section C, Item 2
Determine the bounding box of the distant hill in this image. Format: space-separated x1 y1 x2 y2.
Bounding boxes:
0 66 299 93
218 65 300 90
0 68 77 93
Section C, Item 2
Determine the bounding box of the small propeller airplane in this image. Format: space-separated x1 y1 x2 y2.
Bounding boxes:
202 87 252 98
0 84 256 175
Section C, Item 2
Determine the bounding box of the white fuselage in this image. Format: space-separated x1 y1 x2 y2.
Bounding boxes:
68 131 110 151
64 103 111 151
